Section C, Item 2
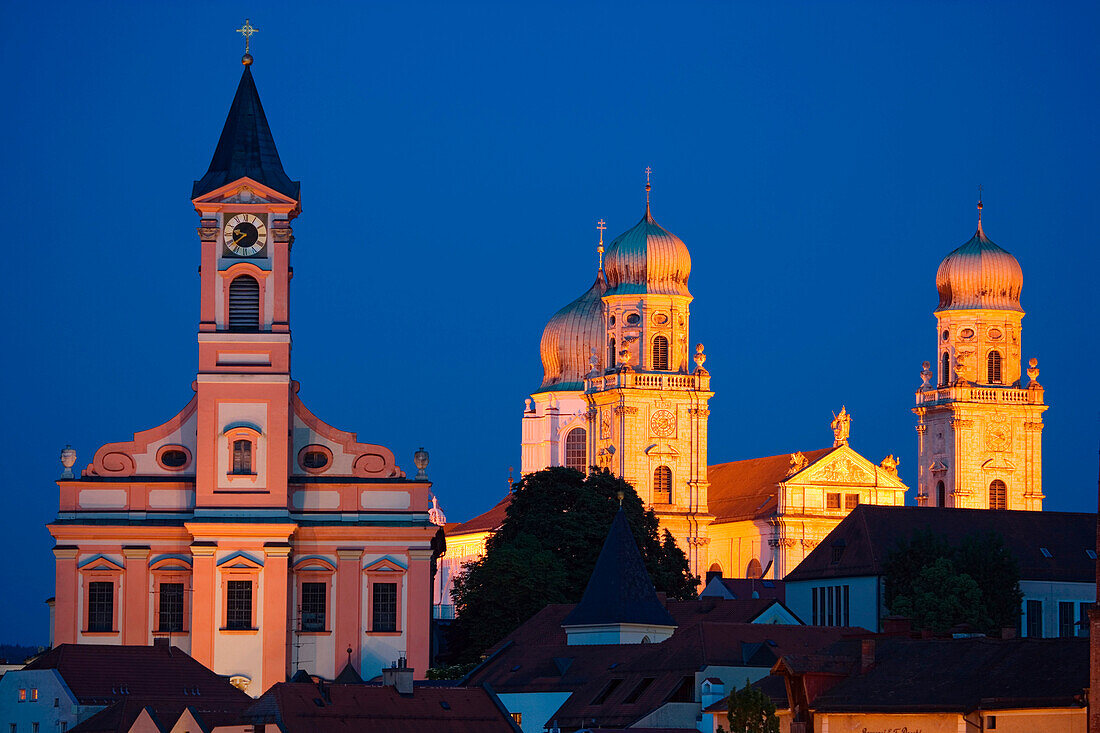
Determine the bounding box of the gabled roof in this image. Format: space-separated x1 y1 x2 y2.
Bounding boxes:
22 644 250 706
707 448 836 523
784 505 1097 583
333 662 364 684
244 682 520 733
192 65 299 200
700 576 785 602
67 697 250 733
562 509 676 628
465 600 861 730
805 637 1088 712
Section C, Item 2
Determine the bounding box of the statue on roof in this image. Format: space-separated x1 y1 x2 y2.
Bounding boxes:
831 406 851 447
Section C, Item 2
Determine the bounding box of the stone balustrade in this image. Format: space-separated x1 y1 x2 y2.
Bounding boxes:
916 385 1043 406
585 370 711 393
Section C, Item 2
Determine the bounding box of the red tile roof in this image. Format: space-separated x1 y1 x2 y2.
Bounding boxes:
245 682 520 733
708 448 836 523
23 644 250 706
447 494 512 535
464 599 861 729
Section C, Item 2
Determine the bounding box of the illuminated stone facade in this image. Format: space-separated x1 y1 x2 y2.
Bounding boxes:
913 211 1046 510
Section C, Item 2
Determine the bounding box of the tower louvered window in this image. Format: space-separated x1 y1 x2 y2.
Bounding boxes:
228 275 260 331
564 428 587 472
653 465 672 504
941 352 950 386
609 338 616 369
652 335 669 370
989 479 1007 510
937 481 946 507
987 350 1003 384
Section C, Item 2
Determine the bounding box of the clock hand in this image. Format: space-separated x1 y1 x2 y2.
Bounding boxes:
233 230 248 245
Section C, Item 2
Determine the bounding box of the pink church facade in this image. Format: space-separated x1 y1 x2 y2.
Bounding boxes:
48 59 443 695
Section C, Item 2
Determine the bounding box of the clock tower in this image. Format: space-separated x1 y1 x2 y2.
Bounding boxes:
584 181 714 575
913 201 1047 510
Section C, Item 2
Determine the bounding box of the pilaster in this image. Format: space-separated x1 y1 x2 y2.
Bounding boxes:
336 548 363 671
406 547 435 676
122 546 151 645
52 546 79 645
189 542 217 666
262 542 291 692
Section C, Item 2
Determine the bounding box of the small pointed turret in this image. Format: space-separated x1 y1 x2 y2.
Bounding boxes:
562 508 677 645
192 64 299 200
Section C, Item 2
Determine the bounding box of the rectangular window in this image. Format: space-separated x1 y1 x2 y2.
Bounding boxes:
231 440 253 474
372 582 398 632
1026 599 1043 638
1080 603 1091 637
591 678 622 705
623 677 654 704
511 713 522 724
17 689 26 702
301 582 327 632
87 581 113 632
226 580 253 630
158 583 185 632
827 585 835 626
844 493 859 510
987 714 997 729
31 724 37 733
843 585 850 626
1059 601 1075 638
826 493 841 510
812 586 819 625
30 689 37 702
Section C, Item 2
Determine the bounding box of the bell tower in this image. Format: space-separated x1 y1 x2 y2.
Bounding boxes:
913 200 1047 510
190 52 301 509
585 175 714 574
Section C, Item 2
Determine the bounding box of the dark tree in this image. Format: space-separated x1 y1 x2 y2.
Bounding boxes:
884 529 1022 635
725 678 780 733
447 467 698 663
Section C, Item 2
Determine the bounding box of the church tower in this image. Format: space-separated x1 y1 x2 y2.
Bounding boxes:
585 177 714 574
913 200 1047 510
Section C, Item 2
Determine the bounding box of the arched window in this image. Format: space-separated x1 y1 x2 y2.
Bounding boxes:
987 350 1003 384
989 479 1007 510
229 275 260 331
652 465 672 504
936 481 946 507
746 558 762 579
564 428 587 472
941 352 951 386
652 335 670 371
232 439 253 474
705 563 723 584
608 338 616 369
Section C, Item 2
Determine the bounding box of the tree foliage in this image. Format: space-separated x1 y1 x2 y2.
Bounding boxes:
447 467 698 663
884 529 1022 635
726 678 780 733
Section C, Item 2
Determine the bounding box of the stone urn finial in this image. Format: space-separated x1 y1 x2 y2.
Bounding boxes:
413 447 429 480
60 445 77 479
1027 357 1041 388
920 361 932 390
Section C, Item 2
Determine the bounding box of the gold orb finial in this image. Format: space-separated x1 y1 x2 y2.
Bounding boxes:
644 167 652 214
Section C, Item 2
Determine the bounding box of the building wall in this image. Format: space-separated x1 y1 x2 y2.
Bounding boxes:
520 391 588 475
786 576 881 631
1018 580 1095 639
496 691 572 733
0 669 86 733
816 712 964 733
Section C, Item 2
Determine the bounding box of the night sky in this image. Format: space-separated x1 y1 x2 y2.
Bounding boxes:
2 2 1097 643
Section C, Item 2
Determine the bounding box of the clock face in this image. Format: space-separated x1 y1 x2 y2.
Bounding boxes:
223 213 268 257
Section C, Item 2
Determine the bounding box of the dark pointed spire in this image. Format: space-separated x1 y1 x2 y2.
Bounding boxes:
562 509 676 628
334 661 364 684
192 65 299 200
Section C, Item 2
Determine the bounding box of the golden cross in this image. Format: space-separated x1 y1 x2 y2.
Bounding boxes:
644 166 652 211
596 219 607 270
237 19 259 55
977 184 983 224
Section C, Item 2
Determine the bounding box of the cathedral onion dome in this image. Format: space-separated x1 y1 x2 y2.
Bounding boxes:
537 270 607 393
603 208 691 296
935 219 1023 312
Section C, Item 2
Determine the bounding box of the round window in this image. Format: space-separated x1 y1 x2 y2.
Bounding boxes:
609 315 616 326
989 328 1003 340
653 313 669 325
302 451 329 469
961 328 975 339
942 329 949 341
626 313 641 325
161 450 188 468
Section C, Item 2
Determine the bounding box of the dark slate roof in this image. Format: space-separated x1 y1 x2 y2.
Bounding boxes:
562 509 676 628
784 504 1097 584
192 66 299 200
68 697 250 733
707 448 836 523
243 682 520 733
465 601 860 730
23 644 250 706
333 662 364 684
808 636 1088 712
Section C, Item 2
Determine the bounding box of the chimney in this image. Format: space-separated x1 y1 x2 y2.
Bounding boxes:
382 656 414 695
153 637 169 649
860 639 875 674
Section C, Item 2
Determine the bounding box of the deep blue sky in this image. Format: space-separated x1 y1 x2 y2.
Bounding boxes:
1 2 1097 643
